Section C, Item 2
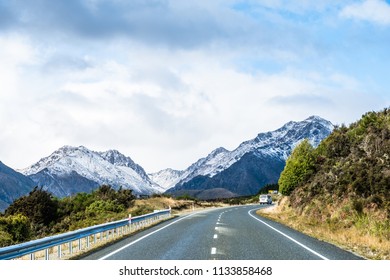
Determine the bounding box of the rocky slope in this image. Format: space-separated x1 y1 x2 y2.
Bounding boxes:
0 161 35 212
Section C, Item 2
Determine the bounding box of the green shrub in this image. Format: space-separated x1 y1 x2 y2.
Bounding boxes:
0 214 31 245
279 139 316 195
85 200 125 217
0 230 13 247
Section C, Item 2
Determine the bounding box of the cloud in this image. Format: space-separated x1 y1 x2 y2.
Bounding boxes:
0 1 388 173
268 94 334 108
42 54 93 73
340 0 390 25
3 0 233 49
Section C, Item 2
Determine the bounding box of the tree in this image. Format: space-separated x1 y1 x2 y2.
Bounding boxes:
94 185 117 201
116 187 136 208
5 187 59 228
278 139 316 195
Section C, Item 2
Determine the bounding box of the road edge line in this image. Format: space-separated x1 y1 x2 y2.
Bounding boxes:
248 209 329 260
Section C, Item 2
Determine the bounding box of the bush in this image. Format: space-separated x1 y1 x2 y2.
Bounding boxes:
85 200 125 217
0 214 31 245
0 230 13 247
278 139 316 195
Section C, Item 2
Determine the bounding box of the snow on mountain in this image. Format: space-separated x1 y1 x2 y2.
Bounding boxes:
19 116 333 198
148 168 184 191
21 146 164 196
230 115 334 163
173 147 229 184
164 116 334 191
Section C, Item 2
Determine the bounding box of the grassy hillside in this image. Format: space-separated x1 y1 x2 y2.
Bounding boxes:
260 108 390 259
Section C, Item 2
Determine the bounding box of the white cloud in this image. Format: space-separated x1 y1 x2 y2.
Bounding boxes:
0 2 388 173
340 0 390 25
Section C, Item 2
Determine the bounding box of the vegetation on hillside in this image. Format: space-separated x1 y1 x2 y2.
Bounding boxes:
273 108 390 259
0 185 136 246
0 186 226 247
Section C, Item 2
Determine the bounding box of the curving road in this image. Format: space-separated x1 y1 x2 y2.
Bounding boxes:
80 204 362 260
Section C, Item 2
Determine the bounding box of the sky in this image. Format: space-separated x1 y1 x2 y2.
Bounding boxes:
0 0 389 173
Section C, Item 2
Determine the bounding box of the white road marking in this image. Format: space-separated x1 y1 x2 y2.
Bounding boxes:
214 234 218 239
211 247 217 254
97 206 245 260
248 209 329 260
98 212 199 260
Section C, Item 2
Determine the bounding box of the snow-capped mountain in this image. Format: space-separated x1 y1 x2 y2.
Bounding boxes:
148 168 184 191
165 116 334 198
21 146 164 197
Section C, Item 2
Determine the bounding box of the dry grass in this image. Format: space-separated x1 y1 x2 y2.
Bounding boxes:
131 196 226 215
257 196 390 260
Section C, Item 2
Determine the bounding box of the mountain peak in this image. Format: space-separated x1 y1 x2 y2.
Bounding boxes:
304 115 333 127
305 115 326 121
209 147 229 157
20 145 164 196
166 115 334 193
58 145 89 153
99 149 134 165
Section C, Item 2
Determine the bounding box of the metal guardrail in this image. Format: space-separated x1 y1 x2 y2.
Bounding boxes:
0 208 171 260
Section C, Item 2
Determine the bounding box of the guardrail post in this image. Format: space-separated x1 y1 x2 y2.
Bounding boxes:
58 245 62 259
45 248 49 260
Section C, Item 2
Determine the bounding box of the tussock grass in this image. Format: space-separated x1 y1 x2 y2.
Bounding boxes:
257 196 390 260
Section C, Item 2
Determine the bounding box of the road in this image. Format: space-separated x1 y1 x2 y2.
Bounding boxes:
81 204 363 260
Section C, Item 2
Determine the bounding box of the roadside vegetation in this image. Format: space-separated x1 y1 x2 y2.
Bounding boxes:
0 185 135 246
260 108 390 260
0 185 225 247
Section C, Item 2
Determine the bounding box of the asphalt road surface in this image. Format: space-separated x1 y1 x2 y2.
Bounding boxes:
81 204 363 260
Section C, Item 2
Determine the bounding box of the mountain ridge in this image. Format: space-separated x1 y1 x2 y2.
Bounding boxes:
163 115 334 198
2 115 334 209
20 146 164 198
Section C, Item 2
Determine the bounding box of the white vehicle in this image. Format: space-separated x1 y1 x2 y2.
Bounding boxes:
259 194 272 205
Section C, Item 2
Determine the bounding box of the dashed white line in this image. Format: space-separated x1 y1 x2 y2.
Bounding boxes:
213 234 218 239
211 247 217 254
98 212 198 260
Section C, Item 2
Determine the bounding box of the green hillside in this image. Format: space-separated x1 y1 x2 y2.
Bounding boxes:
271 108 390 259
